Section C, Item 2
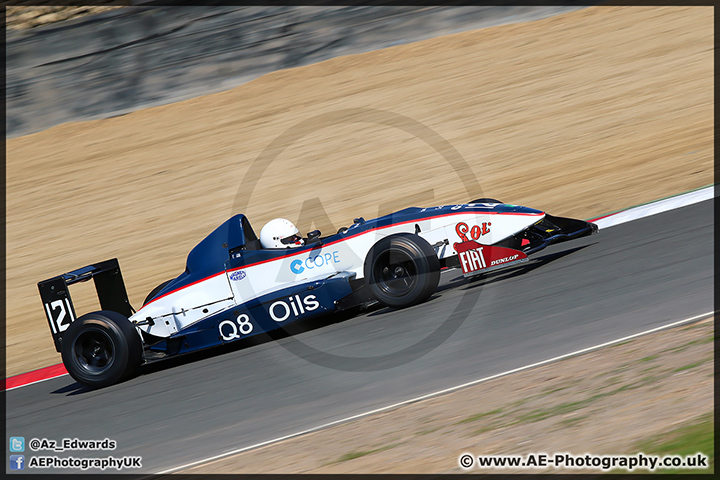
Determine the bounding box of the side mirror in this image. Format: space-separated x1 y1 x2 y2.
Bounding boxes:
306 230 321 241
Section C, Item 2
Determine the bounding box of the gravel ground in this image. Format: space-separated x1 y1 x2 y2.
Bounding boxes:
5 5 714 475
5 4 125 30
5 6 712 376
183 318 714 474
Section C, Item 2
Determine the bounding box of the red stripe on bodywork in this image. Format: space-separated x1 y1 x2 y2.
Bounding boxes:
144 209 544 307
5 363 68 391
228 211 543 271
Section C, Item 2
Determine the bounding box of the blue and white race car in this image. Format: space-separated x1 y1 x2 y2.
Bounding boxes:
39 198 597 388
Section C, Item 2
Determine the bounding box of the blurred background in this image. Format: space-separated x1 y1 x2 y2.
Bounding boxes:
5 4 713 380
4 3 714 475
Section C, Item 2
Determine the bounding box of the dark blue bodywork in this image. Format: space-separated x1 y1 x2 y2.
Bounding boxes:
152 204 543 299
148 272 355 356
143 203 547 356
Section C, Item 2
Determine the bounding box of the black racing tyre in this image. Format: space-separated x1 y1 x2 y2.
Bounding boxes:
143 279 173 306
61 310 142 389
470 198 503 204
364 233 441 308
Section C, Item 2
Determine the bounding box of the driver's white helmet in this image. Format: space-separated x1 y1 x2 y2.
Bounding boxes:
260 218 304 249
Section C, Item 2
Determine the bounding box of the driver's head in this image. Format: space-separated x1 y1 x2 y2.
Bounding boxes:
260 218 304 249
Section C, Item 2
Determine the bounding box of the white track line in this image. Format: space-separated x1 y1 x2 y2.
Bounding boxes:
5 372 69 392
157 310 714 474
592 185 713 229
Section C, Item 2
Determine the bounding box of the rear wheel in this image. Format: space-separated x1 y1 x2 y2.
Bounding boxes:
61 310 142 388
364 233 441 308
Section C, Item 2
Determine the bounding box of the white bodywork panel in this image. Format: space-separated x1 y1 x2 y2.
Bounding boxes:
131 205 544 338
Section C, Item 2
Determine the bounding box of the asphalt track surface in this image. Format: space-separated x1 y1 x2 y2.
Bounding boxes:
6 199 713 474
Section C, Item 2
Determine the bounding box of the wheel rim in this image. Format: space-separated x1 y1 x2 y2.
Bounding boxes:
72 327 115 375
372 248 418 297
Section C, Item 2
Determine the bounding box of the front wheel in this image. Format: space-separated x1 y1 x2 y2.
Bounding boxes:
61 310 142 388
364 233 441 308
470 197 503 204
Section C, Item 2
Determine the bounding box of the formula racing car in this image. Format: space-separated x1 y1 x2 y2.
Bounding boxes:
39 199 598 388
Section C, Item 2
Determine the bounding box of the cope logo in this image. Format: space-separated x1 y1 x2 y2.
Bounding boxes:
290 251 341 274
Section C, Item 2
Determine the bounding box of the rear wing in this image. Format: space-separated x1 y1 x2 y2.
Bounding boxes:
37 258 133 352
